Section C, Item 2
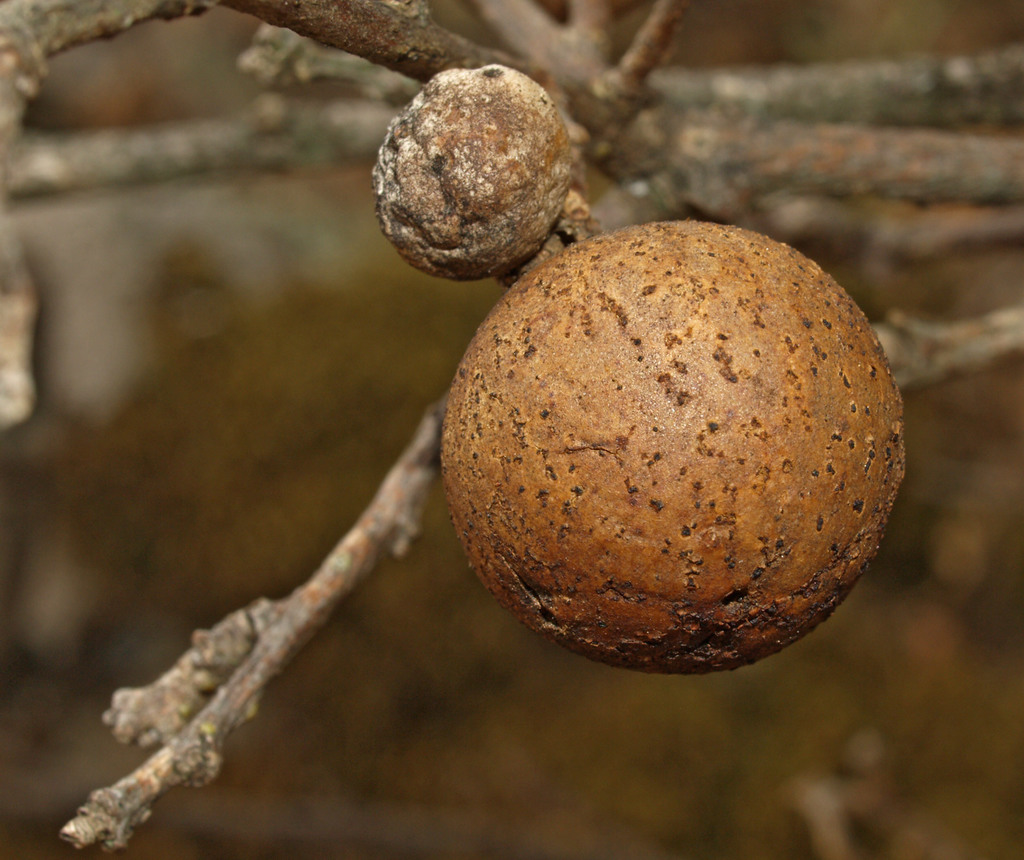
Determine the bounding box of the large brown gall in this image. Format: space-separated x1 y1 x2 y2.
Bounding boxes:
442 221 905 673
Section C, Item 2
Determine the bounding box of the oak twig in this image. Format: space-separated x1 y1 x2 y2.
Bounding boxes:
748 197 1024 278
610 110 1024 218
875 304 1024 390
582 0 688 132
9 95 395 198
652 42 1024 128
566 0 612 43
61 399 447 850
238 24 419 102
101 603 272 748
224 0 515 81
611 0 688 91
0 0 223 428
470 0 607 84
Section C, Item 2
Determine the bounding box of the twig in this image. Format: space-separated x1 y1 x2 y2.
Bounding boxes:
652 42 1024 128
102 602 272 747
875 303 1024 390
238 24 419 102
566 0 612 42
0 0 220 58
61 398 447 850
748 197 1024 279
0 0 224 428
608 110 1024 218
612 0 688 91
8 95 396 198
470 0 607 83
224 0 516 81
15 95 1024 220
0 216 34 427
584 0 688 132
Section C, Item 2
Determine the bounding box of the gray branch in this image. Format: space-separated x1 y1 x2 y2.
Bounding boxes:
9 95 395 198
62 399 446 851
0 0 223 429
237 24 420 102
876 302 1024 391
652 42 1024 127
609 109 1024 218
224 0 515 81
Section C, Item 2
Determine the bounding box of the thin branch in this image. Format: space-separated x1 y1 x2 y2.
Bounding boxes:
0 1 225 428
582 0 688 132
238 24 419 101
102 603 271 747
61 399 446 851
8 96 396 198
0 0 220 59
875 303 1024 390
470 0 608 83
567 0 612 40
652 42 1024 128
0 207 34 427
612 0 688 90
748 197 1024 279
224 0 515 81
20 94 1024 226
608 110 1024 218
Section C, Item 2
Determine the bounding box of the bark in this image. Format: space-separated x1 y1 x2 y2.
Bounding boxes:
9 97 395 197
652 42 1024 128
607 108 1024 218
62 399 446 850
224 0 515 80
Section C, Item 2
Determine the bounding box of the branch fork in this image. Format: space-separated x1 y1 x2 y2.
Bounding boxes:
61 400 446 850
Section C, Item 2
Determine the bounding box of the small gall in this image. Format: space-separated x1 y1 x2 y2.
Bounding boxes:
373 65 572 280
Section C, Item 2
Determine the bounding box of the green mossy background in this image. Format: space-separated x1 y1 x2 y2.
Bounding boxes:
3 2 1024 859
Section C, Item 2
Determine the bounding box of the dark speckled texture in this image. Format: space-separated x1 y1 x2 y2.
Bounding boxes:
442 221 905 673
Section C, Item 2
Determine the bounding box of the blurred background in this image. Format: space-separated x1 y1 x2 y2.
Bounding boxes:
2 1 1024 858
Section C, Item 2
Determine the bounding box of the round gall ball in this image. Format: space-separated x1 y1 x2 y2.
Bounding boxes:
442 221 905 673
373 65 572 280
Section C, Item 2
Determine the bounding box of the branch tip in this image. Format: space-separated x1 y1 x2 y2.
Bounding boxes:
61 399 447 849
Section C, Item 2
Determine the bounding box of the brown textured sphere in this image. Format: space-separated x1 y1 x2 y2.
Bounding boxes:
442 221 905 673
373 65 572 280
